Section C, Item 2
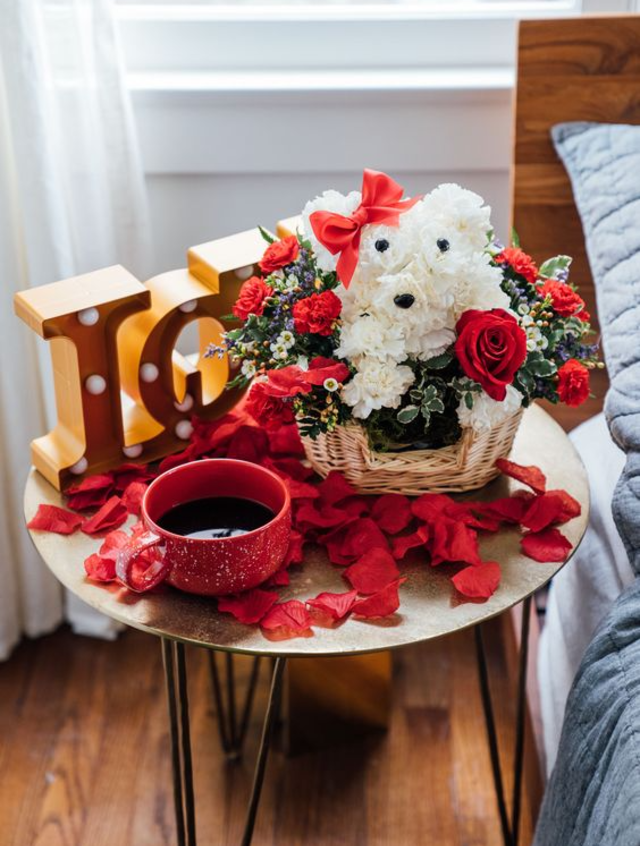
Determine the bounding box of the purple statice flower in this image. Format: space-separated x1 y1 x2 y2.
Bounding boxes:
204 342 227 360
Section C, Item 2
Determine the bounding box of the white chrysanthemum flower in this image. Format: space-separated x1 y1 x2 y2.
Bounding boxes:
457 384 523 434
301 189 361 273
405 328 456 361
335 314 406 363
241 359 257 379
419 184 492 252
341 358 415 419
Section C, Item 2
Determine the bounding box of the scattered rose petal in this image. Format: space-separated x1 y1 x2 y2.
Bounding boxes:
227 425 270 463
27 504 83 535
478 494 534 525
495 458 546 495
320 517 389 566
84 553 117 582
452 561 501 599
264 567 290 587
66 473 115 511
411 493 458 521
110 463 155 493
260 600 312 634
429 519 480 567
391 526 429 560
283 530 305 567
344 548 400 594
122 481 147 516
546 489 582 522
98 530 130 561
267 425 305 456
286 478 320 500
218 589 279 625
521 491 581 532
81 496 129 535
307 590 358 621
371 494 413 534
521 528 573 562
317 472 358 506
352 579 406 619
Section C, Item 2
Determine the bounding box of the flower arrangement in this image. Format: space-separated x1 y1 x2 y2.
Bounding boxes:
214 170 600 456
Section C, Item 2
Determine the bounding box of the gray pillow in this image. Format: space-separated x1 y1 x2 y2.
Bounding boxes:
552 122 640 575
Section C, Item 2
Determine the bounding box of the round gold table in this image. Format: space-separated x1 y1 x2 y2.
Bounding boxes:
24 404 589 846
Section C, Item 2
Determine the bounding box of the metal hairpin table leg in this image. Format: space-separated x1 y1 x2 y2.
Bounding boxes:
162 638 197 846
241 656 287 846
207 652 262 761
474 595 533 846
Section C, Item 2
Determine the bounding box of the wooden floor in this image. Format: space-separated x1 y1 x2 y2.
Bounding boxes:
0 622 535 846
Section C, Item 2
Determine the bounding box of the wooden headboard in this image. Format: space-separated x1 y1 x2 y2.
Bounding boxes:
512 15 640 430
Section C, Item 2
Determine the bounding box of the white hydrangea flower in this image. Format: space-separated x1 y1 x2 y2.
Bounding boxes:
456 384 523 434
341 358 415 419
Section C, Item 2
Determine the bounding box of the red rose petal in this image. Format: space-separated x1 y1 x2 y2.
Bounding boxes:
226 425 270 463
307 590 358 621
352 579 406 619
260 600 312 634
110 463 155 493
81 496 129 535
479 494 534 525
84 553 117 582
218 588 279 625
98 530 130 561
317 471 358 506
495 458 547 495
521 528 573 562
371 494 413 535
267 425 305 456
27 504 83 535
121 481 147 516
391 526 429 560
66 488 114 511
264 567 290 587
66 473 114 495
294 502 357 532
283 529 305 566
344 548 400 594
320 517 390 566
547 489 582 522
521 491 581 532
411 493 458 522
429 519 480 566
267 457 314 481
452 561 501 599
286 478 320 500
158 445 199 474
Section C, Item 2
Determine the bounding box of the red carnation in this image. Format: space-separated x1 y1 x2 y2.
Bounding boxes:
557 359 590 407
259 236 299 274
292 290 341 336
539 279 590 322
455 309 527 401
232 276 273 321
495 247 539 285
245 381 295 429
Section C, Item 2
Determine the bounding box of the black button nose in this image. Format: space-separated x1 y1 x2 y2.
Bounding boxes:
375 239 390 253
394 293 415 309
437 238 450 252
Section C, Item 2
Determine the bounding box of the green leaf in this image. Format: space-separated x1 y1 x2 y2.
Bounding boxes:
464 392 474 410
511 227 521 248
396 405 420 425
420 407 432 427
516 368 535 394
528 358 557 378
424 352 453 370
258 225 275 245
539 255 572 279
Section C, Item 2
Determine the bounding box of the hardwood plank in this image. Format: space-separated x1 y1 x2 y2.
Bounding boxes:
0 625 536 845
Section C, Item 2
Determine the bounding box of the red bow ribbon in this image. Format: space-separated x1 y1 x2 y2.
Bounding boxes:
309 169 421 287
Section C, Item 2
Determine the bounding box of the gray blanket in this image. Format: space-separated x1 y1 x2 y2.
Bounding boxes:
534 122 640 844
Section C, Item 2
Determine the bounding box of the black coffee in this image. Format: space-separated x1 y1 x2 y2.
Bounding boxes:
158 496 275 540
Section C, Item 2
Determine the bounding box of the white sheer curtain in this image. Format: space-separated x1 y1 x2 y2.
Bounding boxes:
0 0 151 659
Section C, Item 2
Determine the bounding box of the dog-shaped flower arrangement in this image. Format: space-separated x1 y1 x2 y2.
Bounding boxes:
219 170 599 492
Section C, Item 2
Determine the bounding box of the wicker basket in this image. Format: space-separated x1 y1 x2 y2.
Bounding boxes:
300 409 524 495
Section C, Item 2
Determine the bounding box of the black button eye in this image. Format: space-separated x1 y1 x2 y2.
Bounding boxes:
375 238 390 253
437 238 450 252
394 294 415 309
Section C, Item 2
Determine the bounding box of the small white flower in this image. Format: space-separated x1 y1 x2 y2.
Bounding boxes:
517 303 530 315
457 384 523 434
241 359 257 379
270 343 289 360
323 378 339 392
277 331 295 348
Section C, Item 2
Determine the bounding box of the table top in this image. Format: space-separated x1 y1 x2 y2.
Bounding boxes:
24 404 589 658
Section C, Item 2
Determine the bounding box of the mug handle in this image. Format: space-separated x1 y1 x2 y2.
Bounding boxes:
116 531 171 593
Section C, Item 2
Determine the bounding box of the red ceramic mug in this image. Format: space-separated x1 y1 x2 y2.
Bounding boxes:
116 459 291 595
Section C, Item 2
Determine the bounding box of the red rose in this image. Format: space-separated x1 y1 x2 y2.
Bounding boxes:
539 280 590 322
495 247 539 285
232 276 273 321
245 381 295 429
455 308 527 401
259 236 299 274
557 359 590 407
292 290 342 336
